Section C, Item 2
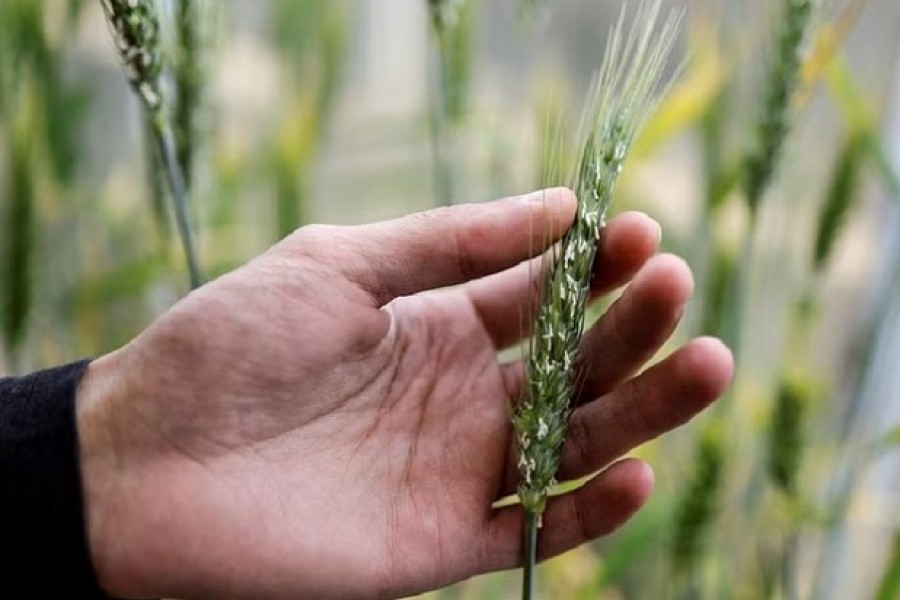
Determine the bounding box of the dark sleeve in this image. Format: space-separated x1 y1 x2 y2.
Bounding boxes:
0 360 110 598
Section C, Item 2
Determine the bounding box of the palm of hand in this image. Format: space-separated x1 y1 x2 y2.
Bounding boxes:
122 256 517 598
80 192 732 600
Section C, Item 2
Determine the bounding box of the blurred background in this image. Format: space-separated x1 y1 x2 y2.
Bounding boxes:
1 0 899 598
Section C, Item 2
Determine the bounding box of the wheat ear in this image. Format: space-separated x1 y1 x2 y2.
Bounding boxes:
743 0 814 216
513 2 680 597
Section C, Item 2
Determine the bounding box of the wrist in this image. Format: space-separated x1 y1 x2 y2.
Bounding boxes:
76 350 151 599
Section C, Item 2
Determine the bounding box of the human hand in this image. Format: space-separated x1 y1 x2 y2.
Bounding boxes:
77 188 733 600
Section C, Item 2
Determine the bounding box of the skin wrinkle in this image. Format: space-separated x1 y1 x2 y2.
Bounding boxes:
347 242 398 308
466 356 510 504
119 350 232 468
394 302 458 483
349 329 404 456
566 403 603 479
569 481 593 550
453 211 489 285
400 355 436 492
290 349 390 444
380 497 401 600
356 304 452 494
622 370 660 437
280 226 385 312
493 259 547 351
124 269 395 468
384 299 504 586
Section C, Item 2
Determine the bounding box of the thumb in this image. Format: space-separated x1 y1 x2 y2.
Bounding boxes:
333 188 577 306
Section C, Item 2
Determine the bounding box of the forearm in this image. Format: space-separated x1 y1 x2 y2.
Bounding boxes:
0 360 109 598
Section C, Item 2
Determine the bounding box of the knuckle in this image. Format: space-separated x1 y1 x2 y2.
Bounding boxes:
285 223 344 260
292 223 340 245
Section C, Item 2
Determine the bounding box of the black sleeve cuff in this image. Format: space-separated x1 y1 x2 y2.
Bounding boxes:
0 360 110 598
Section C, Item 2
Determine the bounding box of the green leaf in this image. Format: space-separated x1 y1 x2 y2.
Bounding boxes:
591 496 673 592
874 533 900 600
825 57 900 201
879 424 900 451
864 133 900 199
767 376 810 496
2 123 36 355
813 132 865 272
73 257 166 310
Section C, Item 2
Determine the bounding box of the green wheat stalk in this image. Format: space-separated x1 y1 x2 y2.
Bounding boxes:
743 0 814 217
513 3 680 597
717 0 815 358
767 377 809 498
425 0 473 206
671 426 724 597
100 0 203 289
175 0 209 192
1 102 37 364
768 132 865 600
766 375 812 600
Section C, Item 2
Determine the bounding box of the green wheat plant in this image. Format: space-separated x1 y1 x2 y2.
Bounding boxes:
512 3 680 597
270 0 347 237
678 5 818 587
1 94 37 366
767 377 810 499
0 0 89 368
711 0 815 353
100 0 203 289
671 426 724 597
175 0 215 192
743 0 814 217
425 0 473 206
813 131 865 274
771 128 869 600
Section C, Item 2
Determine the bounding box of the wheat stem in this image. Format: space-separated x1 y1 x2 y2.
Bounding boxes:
427 49 455 206
671 426 724 596
2 108 36 360
720 0 814 355
101 0 203 289
425 0 471 206
153 120 202 289
522 510 538 600
175 0 204 191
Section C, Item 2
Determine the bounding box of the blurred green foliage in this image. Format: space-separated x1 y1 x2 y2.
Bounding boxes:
1 2 898 599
